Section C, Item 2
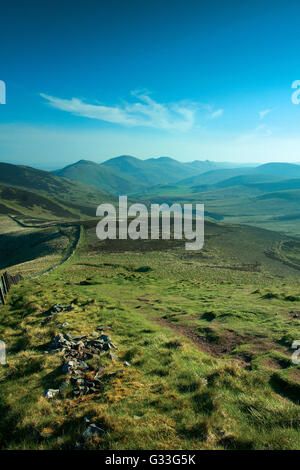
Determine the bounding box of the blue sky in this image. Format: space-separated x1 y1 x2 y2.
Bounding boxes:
1 0 300 168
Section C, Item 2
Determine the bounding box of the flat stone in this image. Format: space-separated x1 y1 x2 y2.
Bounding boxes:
96 326 112 331
62 360 78 374
99 334 110 342
73 335 88 341
43 389 59 399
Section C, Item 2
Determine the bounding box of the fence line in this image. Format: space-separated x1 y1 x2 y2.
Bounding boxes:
0 271 23 305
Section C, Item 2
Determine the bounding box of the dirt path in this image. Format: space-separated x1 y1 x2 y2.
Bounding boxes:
152 316 244 358
152 315 290 369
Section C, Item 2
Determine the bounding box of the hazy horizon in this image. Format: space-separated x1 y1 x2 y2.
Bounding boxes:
0 154 296 172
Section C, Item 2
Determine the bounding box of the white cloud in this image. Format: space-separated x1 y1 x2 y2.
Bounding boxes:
41 91 198 132
258 109 271 119
209 108 223 119
236 123 273 143
255 124 272 136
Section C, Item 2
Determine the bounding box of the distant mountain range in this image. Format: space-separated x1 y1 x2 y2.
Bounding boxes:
53 155 240 195
53 156 300 198
1 156 300 235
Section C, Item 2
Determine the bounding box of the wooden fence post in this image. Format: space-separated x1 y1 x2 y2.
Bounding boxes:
4 273 9 293
1 274 7 295
4 272 11 292
0 284 5 305
0 271 23 307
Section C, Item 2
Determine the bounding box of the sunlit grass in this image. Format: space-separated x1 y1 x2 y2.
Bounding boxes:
1 220 300 449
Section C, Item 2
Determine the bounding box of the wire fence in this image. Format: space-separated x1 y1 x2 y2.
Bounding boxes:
0 271 23 305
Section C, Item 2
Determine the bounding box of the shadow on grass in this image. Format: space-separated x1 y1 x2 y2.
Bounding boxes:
40 365 64 391
177 420 209 441
269 374 300 405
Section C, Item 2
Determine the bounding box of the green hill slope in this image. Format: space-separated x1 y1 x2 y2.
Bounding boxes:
0 215 79 277
176 167 256 187
53 159 143 194
254 162 300 178
0 184 107 219
176 163 300 188
2 216 300 449
101 155 222 186
52 157 255 195
0 162 115 218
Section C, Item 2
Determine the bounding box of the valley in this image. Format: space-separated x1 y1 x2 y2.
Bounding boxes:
0 156 300 450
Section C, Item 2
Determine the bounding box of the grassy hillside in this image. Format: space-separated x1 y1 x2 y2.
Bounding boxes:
53 160 144 195
131 163 300 236
176 167 256 187
1 158 300 450
176 163 300 188
0 162 114 209
201 189 300 219
102 155 222 186
255 162 300 178
0 215 80 278
1 219 300 449
53 157 250 195
215 174 290 189
0 184 83 219
199 190 300 236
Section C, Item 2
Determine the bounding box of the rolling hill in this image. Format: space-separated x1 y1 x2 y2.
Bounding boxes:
0 162 115 218
253 162 300 178
1 158 300 234
2 211 300 449
176 167 256 187
2 158 300 450
130 162 300 236
175 162 300 188
0 184 79 218
101 155 228 186
53 159 144 194
53 156 234 195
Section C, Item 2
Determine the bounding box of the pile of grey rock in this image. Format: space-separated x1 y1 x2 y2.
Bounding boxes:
42 303 75 325
42 324 132 449
46 303 75 314
44 327 125 398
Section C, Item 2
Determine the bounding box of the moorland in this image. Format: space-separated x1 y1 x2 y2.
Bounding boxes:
0 155 300 450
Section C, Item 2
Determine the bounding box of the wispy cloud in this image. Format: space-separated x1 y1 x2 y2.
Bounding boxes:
255 124 272 136
41 90 223 132
41 90 200 132
236 123 272 143
209 108 223 119
258 109 271 119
